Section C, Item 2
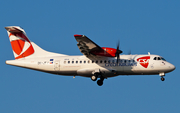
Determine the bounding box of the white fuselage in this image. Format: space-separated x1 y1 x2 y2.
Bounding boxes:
6 54 175 78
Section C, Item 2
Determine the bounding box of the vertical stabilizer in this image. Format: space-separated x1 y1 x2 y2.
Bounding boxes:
5 26 67 59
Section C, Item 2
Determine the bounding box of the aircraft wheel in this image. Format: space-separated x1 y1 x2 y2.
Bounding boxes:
91 75 97 81
97 80 103 86
161 77 165 81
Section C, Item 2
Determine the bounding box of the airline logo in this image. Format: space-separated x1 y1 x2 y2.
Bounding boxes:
137 56 150 68
9 32 34 59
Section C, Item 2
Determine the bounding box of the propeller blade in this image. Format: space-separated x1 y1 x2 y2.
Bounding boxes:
116 54 119 63
116 41 123 63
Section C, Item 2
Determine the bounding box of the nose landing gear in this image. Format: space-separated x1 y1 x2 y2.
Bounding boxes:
159 72 165 81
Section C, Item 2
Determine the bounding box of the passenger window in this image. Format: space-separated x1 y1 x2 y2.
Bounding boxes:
72 61 74 64
68 61 70 64
80 61 82 63
108 60 110 63
124 60 126 63
92 60 94 63
96 60 98 63
100 60 102 63
112 60 114 63
120 60 123 63
88 60 90 63
104 60 107 63
76 61 78 63
84 61 86 63
64 61 66 64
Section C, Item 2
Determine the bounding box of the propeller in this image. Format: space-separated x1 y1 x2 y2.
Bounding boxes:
115 41 123 63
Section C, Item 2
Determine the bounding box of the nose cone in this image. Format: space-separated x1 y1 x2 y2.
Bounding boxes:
169 63 176 72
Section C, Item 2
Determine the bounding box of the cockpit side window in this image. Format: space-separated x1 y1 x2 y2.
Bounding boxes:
154 57 157 60
158 57 161 60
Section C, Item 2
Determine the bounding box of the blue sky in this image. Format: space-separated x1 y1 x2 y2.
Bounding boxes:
0 0 180 113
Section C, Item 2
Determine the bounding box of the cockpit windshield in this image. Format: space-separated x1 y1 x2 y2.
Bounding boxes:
161 57 166 61
153 57 166 61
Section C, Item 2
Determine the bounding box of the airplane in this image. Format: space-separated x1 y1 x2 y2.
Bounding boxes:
5 26 176 86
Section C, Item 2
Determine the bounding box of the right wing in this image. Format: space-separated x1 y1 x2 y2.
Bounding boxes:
74 35 104 57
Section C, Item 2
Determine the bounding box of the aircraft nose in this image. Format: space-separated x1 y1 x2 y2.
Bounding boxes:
169 63 176 72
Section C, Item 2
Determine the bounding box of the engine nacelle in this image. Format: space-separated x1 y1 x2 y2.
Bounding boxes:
91 47 117 57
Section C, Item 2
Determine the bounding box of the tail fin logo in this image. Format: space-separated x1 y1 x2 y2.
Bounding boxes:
137 56 150 68
9 32 34 59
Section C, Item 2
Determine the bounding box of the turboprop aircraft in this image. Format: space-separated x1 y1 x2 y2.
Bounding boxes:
5 26 176 86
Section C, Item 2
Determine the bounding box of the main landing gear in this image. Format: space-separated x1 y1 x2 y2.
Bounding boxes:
91 74 105 86
91 74 97 81
97 77 104 86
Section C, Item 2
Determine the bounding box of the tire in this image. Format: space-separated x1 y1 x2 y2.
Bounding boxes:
91 75 97 81
161 77 165 81
97 80 103 86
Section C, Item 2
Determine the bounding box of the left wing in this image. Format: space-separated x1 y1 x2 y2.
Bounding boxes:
74 35 104 57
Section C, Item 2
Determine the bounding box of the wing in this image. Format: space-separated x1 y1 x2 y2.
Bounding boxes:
74 35 104 57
